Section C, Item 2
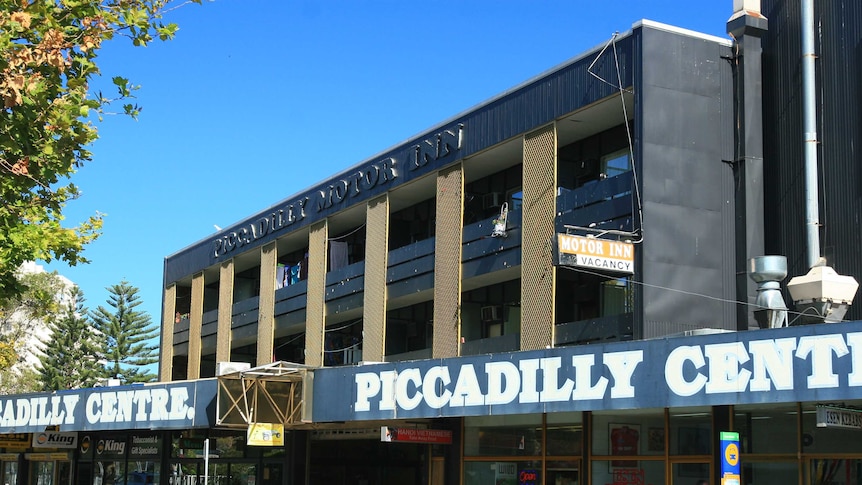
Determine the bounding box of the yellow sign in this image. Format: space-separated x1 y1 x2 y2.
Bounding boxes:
247 423 284 447
557 234 634 274
724 443 739 467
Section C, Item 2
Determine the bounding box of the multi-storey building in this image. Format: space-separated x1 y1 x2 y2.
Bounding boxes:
0 1 861 484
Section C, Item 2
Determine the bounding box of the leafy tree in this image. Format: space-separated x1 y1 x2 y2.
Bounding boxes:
0 266 68 393
90 280 158 383
39 286 102 390
0 0 200 303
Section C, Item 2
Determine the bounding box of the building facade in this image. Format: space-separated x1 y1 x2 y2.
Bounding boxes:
1 1 862 484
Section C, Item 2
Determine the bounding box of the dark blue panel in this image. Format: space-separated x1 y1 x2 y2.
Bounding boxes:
312 320 862 422
0 380 217 433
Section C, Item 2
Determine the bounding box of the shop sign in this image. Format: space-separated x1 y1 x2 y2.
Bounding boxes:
312 321 862 421
720 431 741 485
380 427 452 444
816 405 862 430
0 453 18 460
0 434 29 448
247 423 284 447
0 379 217 434
129 434 160 457
25 452 69 461
32 431 77 449
557 234 634 274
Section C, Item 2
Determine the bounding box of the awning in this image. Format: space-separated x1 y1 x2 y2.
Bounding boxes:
216 361 314 429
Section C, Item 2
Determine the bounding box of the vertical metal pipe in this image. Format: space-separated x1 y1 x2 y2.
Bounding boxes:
801 0 821 268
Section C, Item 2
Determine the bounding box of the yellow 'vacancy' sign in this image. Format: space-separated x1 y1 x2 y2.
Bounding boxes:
557 234 634 274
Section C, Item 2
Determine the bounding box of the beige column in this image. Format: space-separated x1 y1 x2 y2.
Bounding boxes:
433 163 464 358
521 125 557 350
159 284 176 382
216 259 234 364
257 242 277 366
305 221 328 367
187 272 205 379
363 195 389 362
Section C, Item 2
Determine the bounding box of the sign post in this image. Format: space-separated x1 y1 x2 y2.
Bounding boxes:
719 431 740 485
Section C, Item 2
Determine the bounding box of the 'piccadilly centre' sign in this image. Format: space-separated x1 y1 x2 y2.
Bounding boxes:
0 380 217 434
312 321 862 421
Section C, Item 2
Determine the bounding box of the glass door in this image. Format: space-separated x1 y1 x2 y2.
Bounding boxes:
2 460 18 485
32 461 54 485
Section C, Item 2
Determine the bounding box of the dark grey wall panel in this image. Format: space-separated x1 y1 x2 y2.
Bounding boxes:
638 27 736 338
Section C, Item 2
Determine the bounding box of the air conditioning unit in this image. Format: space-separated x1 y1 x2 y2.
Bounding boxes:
216 361 251 376
482 192 502 209
481 305 502 322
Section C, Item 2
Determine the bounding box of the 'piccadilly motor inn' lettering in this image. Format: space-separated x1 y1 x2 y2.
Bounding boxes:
0 386 196 430
212 123 464 258
352 332 862 415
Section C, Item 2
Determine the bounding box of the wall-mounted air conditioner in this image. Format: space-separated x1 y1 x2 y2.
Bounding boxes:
481 305 502 322
482 192 503 209
216 361 252 376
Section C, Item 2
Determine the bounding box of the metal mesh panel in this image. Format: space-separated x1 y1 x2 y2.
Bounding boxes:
188 272 205 379
521 125 557 350
160 284 176 382
306 221 328 367
363 195 389 362
257 242 277 366
433 163 464 358
216 260 234 363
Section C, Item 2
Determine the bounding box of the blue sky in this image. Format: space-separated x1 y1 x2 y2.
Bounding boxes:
47 1 733 329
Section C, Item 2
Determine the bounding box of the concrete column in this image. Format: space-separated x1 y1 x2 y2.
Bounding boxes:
305 221 328 367
216 259 234 364
433 163 464 358
187 272 204 379
257 242 277 366
363 195 389 362
159 284 176 382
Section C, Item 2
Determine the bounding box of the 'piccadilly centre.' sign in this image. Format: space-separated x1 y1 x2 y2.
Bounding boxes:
0 380 217 434
312 321 862 421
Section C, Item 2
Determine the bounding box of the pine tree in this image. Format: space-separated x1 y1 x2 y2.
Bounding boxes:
38 287 101 390
90 281 159 384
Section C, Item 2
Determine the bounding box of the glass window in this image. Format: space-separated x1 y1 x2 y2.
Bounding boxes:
601 278 633 316
464 414 542 457
464 460 541 485
546 411 583 456
591 459 664 485
670 407 711 456
744 460 799 485
734 404 798 454
592 408 664 457
601 149 631 179
801 403 862 454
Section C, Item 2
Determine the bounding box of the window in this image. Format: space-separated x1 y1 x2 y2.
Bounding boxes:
601 149 631 179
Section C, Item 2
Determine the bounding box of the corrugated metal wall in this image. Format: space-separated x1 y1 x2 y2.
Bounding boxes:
434 164 464 358
761 0 862 320
363 196 389 362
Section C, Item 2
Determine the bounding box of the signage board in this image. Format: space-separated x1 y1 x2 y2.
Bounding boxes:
816 405 862 430
556 234 634 274
0 434 29 448
0 379 217 434
32 431 77 449
313 320 862 421
248 423 284 447
380 427 452 444
720 431 740 485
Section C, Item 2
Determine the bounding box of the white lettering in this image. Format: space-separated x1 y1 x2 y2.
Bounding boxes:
748 338 796 391
665 346 708 397
704 342 752 394
797 334 849 388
